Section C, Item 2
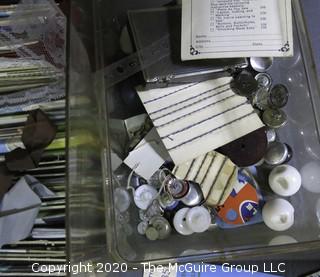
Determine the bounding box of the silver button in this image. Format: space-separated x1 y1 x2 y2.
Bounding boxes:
264 142 292 166
230 70 258 97
255 73 272 89
266 128 277 143
252 87 270 110
262 109 287 129
250 57 273 72
269 84 289 109
181 181 204 207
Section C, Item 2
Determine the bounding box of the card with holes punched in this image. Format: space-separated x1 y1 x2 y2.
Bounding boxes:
137 77 264 164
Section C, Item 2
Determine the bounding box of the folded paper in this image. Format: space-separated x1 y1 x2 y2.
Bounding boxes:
137 77 264 164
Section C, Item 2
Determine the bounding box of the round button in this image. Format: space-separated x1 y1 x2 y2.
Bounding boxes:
181 181 204 207
269 84 289 109
173 208 193 236
134 185 157 210
264 142 292 166
217 127 268 167
159 192 178 210
145 226 159 241
165 177 189 199
150 216 172 239
185 206 211 233
269 165 302 197
226 209 238 221
137 221 149 235
250 57 273 72
262 109 287 129
266 128 277 143
230 70 259 97
255 73 272 88
252 87 270 110
262 198 294 231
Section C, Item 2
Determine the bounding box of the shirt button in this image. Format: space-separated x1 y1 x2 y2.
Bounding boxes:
150 216 172 239
145 226 159 241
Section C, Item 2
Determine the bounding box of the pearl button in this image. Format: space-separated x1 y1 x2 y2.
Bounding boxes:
269 165 302 197
262 198 294 231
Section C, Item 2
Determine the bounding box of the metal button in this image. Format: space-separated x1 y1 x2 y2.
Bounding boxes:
145 226 159 241
264 142 292 166
230 70 258 97
269 84 289 109
262 109 287 129
252 87 270 110
250 57 273 72
255 73 272 89
150 216 172 239
266 128 277 143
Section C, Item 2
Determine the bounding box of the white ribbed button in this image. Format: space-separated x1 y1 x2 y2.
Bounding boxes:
269 165 301 196
134 185 157 210
262 199 294 231
173 208 193 236
186 206 211 233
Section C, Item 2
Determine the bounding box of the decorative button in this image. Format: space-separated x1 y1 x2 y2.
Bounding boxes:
150 216 172 239
262 109 287 129
264 142 292 166
134 185 157 210
186 206 211 233
230 70 258 97
269 165 302 197
262 199 294 231
250 57 273 72
269 84 289 109
266 128 277 143
165 177 189 199
173 208 194 235
217 127 268 167
255 73 272 89
145 226 159 241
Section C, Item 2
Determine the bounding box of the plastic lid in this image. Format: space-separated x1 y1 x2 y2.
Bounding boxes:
186 206 211 233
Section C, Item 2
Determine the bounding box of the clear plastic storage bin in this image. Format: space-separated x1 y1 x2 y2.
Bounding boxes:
67 0 320 267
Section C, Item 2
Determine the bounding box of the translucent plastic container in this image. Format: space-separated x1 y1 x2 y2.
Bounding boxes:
67 0 320 267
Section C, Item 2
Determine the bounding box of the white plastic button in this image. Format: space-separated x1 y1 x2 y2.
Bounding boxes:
269 165 302 197
262 199 294 231
134 185 157 210
137 221 149 235
173 208 193 236
185 206 211 233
